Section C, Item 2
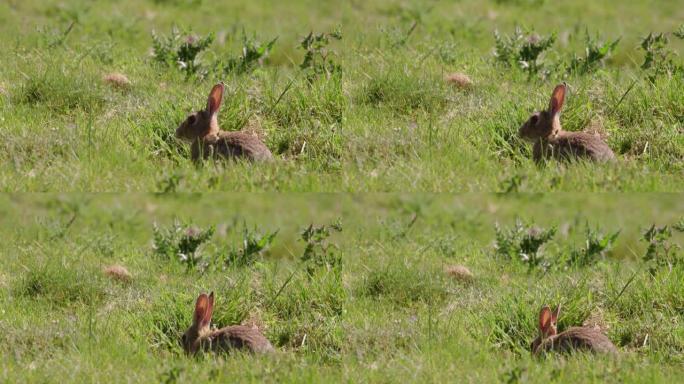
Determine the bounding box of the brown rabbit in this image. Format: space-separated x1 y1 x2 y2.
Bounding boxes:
519 83 615 163
530 305 618 356
181 292 275 355
175 83 273 162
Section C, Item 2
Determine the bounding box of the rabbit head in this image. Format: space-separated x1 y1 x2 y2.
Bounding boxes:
181 292 214 354
530 304 560 352
175 83 225 141
519 83 566 141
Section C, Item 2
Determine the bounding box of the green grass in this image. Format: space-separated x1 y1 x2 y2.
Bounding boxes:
1 0 683 191
1 194 683 382
2 1 684 381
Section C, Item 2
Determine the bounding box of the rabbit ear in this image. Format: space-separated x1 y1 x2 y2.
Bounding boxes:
206 83 225 116
193 293 209 326
204 291 215 326
539 305 553 334
552 304 561 322
548 83 566 116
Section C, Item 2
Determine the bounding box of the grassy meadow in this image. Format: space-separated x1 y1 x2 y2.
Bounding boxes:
0 0 683 191
2 0 684 382
1 194 684 382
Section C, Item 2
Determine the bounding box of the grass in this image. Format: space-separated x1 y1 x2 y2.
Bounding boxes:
1 1 683 382
1 194 684 382
0 0 683 191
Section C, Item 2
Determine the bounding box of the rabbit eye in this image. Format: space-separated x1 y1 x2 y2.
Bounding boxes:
187 115 196 125
530 115 539 125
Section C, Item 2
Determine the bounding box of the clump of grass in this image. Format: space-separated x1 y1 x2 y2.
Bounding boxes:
567 225 620 267
486 296 535 354
498 174 528 194
221 225 279 268
494 26 555 79
639 30 683 82
674 217 684 232
268 227 347 357
675 24 684 39
495 220 623 270
16 67 105 114
152 220 215 270
270 74 345 124
269 269 346 355
608 75 684 164
267 75 346 166
151 25 214 78
300 220 343 277
15 265 105 306
155 170 185 194
36 20 77 48
568 31 621 74
494 218 556 271
641 223 683 274
299 27 343 82
359 263 447 305
223 32 278 75
152 219 281 271
0 317 76 360
140 101 193 161
144 291 194 352
361 65 447 114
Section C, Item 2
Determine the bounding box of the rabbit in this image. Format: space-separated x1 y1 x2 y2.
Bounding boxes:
530 304 618 356
175 83 273 162
518 83 615 163
181 292 275 355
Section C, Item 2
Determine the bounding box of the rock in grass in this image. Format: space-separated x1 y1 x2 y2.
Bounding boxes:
103 265 132 282
445 264 473 282
103 72 131 89
444 72 473 89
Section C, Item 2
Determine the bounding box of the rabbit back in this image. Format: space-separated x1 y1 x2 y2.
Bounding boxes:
192 131 273 162
206 325 275 354
534 131 615 163
537 326 617 355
